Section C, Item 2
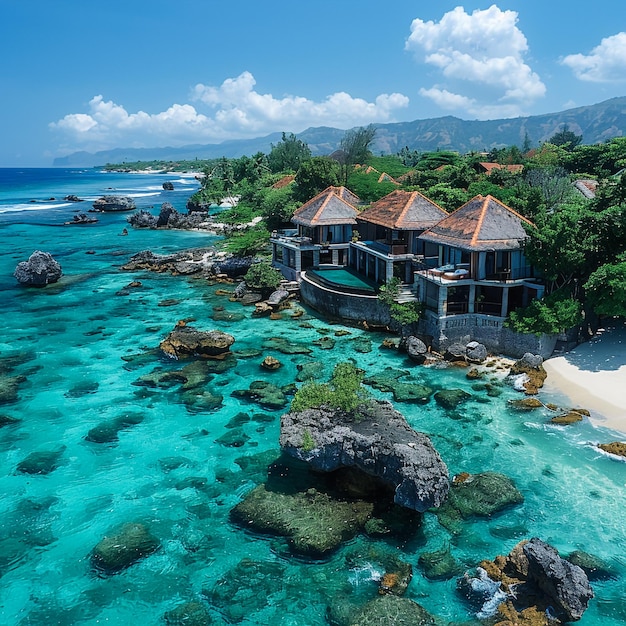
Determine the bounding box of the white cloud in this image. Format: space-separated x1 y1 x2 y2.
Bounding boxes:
561 32 626 82
406 5 545 119
50 73 409 151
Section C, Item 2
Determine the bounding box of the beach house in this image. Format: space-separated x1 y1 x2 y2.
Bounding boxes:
270 186 360 281
349 189 449 284
413 194 545 348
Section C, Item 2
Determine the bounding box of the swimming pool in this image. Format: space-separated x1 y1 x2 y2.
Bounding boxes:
306 267 378 294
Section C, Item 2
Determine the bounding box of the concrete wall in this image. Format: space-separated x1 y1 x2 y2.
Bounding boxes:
299 275 391 326
420 311 558 358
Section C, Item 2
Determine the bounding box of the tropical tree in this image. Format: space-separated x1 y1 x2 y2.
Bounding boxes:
584 256 626 317
293 157 340 202
268 133 311 173
338 125 377 183
548 124 583 150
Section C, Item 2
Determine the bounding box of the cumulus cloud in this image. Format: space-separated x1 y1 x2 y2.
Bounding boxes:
561 32 626 82
50 73 409 151
405 5 545 119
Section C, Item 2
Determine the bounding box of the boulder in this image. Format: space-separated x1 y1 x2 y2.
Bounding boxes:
266 289 290 306
509 353 547 394
14 250 62 286
279 399 449 512
468 538 594 624
159 324 234 360
260 355 282 370
444 342 467 362
597 441 626 458
418 544 464 580
404 335 428 363
92 195 136 212
162 181 174 190
91 522 159 575
127 209 157 228
524 538 594 622
466 341 488 363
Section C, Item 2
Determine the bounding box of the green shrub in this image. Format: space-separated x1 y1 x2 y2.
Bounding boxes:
505 289 583 335
243 260 283 291
291 362 367 413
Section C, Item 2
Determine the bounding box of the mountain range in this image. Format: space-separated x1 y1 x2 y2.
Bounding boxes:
53 96 626 167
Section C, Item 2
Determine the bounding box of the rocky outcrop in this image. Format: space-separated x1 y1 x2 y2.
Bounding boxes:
92 195 136 212
279 400 449 512
159 323 235 360
465 538 594 623
509 352 547 394
597 441 626 458
162 181 174 190
524 538 594 621
121 248 218 276
14 250 62 286
91 522 160 574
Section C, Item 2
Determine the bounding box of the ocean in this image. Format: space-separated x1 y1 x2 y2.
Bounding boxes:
0 168 624 625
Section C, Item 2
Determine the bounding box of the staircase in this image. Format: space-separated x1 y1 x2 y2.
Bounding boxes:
395 283 417 303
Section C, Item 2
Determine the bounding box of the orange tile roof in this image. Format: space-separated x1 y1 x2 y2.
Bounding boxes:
419 195 534 251
292 186 360 227
357 189 448 230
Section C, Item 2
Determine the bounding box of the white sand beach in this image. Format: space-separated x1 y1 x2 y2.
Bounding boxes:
543 319 626 434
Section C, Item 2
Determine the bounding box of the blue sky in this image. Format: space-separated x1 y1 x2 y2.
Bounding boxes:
2 0 625 166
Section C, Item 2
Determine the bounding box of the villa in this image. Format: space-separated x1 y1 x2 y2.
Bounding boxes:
271 186 360 282
272 189 547 355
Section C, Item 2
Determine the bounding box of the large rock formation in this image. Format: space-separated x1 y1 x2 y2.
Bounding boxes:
92 195 136 211
159 323 235 360
14 250 62 286
509 352 547 394
465 538 594 623
279 399 449 512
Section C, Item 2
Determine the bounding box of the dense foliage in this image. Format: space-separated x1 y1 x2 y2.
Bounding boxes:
243 261 283 291
505 289 583 335
378 278 424 330
291 362 368 413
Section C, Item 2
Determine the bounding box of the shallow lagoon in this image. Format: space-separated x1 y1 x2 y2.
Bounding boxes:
0 170 625 625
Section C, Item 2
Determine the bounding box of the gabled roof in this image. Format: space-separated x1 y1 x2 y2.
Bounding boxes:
356 189 448 230
478 162 524 175
272 174 295 189
419 195 534 251
292 186 360 227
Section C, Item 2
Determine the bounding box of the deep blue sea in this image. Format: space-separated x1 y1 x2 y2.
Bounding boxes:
0 168 625 625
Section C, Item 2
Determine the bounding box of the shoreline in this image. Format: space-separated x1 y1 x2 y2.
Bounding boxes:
542 319 626 436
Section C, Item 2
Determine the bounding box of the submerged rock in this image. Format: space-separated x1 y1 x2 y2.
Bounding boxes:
206 558 285 623
418 543 464 580
231 380 290 409
434 388 471 410
436 472 523 533
347 594 440 626
566 550 617 581
0 374 26 405
279 399 449 512
16 447 66 475
163 601 212 625
91 522 160 574
14 250 62 286
231 484 373 557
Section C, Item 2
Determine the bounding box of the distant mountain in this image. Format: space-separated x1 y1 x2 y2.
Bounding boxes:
53 97 626 167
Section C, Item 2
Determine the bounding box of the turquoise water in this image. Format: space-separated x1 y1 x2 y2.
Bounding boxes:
0 169 625 625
